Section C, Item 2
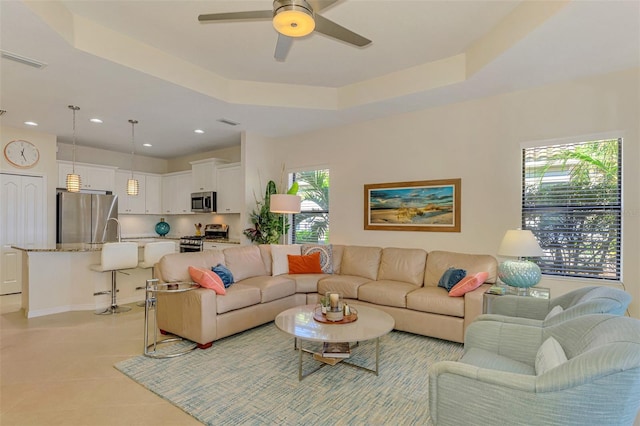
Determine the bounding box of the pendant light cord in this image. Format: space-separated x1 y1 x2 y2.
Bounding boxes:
129 119 138 178
68 105 80 174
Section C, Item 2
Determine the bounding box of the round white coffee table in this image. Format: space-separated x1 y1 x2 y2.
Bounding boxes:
275 304 395 380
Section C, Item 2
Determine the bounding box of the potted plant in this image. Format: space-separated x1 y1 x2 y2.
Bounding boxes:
243 179 300 244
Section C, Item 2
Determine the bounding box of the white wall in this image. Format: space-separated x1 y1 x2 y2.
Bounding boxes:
259 68 640 318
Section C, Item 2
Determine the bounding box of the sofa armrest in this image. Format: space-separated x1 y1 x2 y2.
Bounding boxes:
156 287 218 345
463 283 491 332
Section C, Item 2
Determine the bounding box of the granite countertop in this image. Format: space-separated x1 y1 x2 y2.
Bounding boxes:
12 237 181 253
203 239 241 244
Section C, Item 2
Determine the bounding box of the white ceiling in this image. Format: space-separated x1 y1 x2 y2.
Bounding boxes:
1 0 638 159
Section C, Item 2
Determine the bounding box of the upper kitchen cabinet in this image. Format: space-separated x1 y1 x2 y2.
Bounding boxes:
114 171 162 215
57 161 117 192
162 171 193 215
215 163 242 214
190 158 229 192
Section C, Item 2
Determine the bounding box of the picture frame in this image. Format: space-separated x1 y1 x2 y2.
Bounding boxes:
364 178 461 232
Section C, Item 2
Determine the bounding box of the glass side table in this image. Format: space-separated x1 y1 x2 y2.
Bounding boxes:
483 285 550 314
143 279 200 358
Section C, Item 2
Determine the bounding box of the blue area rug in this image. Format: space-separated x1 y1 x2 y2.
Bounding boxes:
115 323 463 425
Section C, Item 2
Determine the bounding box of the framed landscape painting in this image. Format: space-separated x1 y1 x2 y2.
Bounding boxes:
364 178 461 232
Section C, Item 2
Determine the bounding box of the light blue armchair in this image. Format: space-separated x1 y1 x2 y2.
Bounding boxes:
480 286 631 327
429 314 640 426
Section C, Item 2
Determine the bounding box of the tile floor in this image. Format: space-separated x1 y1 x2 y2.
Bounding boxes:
0 294 201 425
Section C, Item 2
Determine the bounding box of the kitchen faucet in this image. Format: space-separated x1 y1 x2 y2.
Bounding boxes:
106 217 122 242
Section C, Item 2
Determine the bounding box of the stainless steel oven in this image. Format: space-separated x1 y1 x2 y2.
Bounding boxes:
179 236 204 252
191 192 216 213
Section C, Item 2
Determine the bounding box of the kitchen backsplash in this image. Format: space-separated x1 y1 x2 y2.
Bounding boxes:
119 213 242 240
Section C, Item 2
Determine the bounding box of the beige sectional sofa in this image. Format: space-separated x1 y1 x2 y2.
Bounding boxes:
155 244 497 348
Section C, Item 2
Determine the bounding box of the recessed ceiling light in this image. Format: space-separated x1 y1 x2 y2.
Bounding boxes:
89 118 103 123
143 143 152 147
194 129 204 134
24 121 38 126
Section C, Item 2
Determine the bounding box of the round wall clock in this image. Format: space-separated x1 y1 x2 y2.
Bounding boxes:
3 140 40 168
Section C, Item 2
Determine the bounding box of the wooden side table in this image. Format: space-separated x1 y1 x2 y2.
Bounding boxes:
483 286 550 314
143 279 200 358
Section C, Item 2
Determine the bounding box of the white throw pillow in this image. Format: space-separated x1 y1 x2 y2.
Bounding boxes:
271 244 301 275
545 305 564 320
535 336 568 375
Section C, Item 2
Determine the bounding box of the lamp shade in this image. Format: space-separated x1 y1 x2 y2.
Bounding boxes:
66 173 81 192
270 194 301 214
497 229 544 258
126 178 139 196
273 6 315 37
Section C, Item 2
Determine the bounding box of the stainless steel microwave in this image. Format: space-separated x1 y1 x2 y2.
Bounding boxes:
191 191 216 213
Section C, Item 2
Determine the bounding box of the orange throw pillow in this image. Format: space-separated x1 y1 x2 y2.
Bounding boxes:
448 271 489 297
287 252 323 274
188 266 226 295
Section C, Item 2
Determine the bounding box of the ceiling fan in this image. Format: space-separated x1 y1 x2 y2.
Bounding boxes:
198 0 371 61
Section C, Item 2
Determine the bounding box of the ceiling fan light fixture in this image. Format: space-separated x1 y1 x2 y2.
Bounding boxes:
273 4 315 37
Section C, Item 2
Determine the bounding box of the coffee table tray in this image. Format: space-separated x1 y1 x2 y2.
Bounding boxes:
313 307 358 324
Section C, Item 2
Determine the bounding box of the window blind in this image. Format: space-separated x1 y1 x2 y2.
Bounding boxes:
521 139 622 281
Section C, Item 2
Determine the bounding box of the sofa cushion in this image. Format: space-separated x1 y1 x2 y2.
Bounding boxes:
378 247 427 286
330 245 345 274
239 275 296 303
318 275 372 299
288 252 323 274
407 286 465 317
424 251 497 287
271 244 301 275
340 246 382 280
188 266 225 295
223 245 267 281
216 284 262 314
460 347 535 375
301 244 334 274
258 244 273 275
284 273 329 293
358 280 416 308
158 250 225 283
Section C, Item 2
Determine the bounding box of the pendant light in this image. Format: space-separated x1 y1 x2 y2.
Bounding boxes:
66 105 81 192
126 119 139 196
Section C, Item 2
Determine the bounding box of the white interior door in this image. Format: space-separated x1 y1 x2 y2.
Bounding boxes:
0 173 46 295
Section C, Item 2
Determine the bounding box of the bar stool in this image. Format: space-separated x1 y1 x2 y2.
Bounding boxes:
90 242 139 315
136 241 176 305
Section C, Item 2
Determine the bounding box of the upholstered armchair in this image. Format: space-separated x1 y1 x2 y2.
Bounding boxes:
428 314 640 426
479 286 631 327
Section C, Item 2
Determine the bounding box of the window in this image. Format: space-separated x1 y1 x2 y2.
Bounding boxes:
291 169 329 244
522 138 621 281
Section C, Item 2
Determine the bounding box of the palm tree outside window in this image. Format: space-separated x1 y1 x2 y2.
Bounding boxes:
291 169 329 244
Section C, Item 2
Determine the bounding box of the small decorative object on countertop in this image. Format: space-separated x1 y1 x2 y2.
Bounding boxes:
155 218 170 237
194 223 202 236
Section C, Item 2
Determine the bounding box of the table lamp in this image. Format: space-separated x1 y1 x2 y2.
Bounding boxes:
270 194 301 244
497 229 544 288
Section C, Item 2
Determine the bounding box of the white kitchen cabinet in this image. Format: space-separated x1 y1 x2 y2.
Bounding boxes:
203 242 238 251
115 172 162 215
145 174 162 214
215 163 242 214
115 171 147 214
57 161 116 192
162 171 193 214
1 173 46 294
190 158 229 192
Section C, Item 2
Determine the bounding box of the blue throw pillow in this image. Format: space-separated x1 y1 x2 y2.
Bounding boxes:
212 264 234 288
438 267 467 292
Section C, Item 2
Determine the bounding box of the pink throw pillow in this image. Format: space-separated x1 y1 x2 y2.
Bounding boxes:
448 271 489 297
188 266 226 295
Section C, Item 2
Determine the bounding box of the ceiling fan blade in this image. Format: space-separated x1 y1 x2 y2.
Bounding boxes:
198 10 272 22
306 0 340 13
274 34 294 62
313 14 371 47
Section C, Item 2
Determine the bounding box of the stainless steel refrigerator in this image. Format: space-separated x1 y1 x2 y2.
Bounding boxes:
56 191 119 243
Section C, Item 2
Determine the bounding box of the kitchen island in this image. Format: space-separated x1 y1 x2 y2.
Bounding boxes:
12 239 178 318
